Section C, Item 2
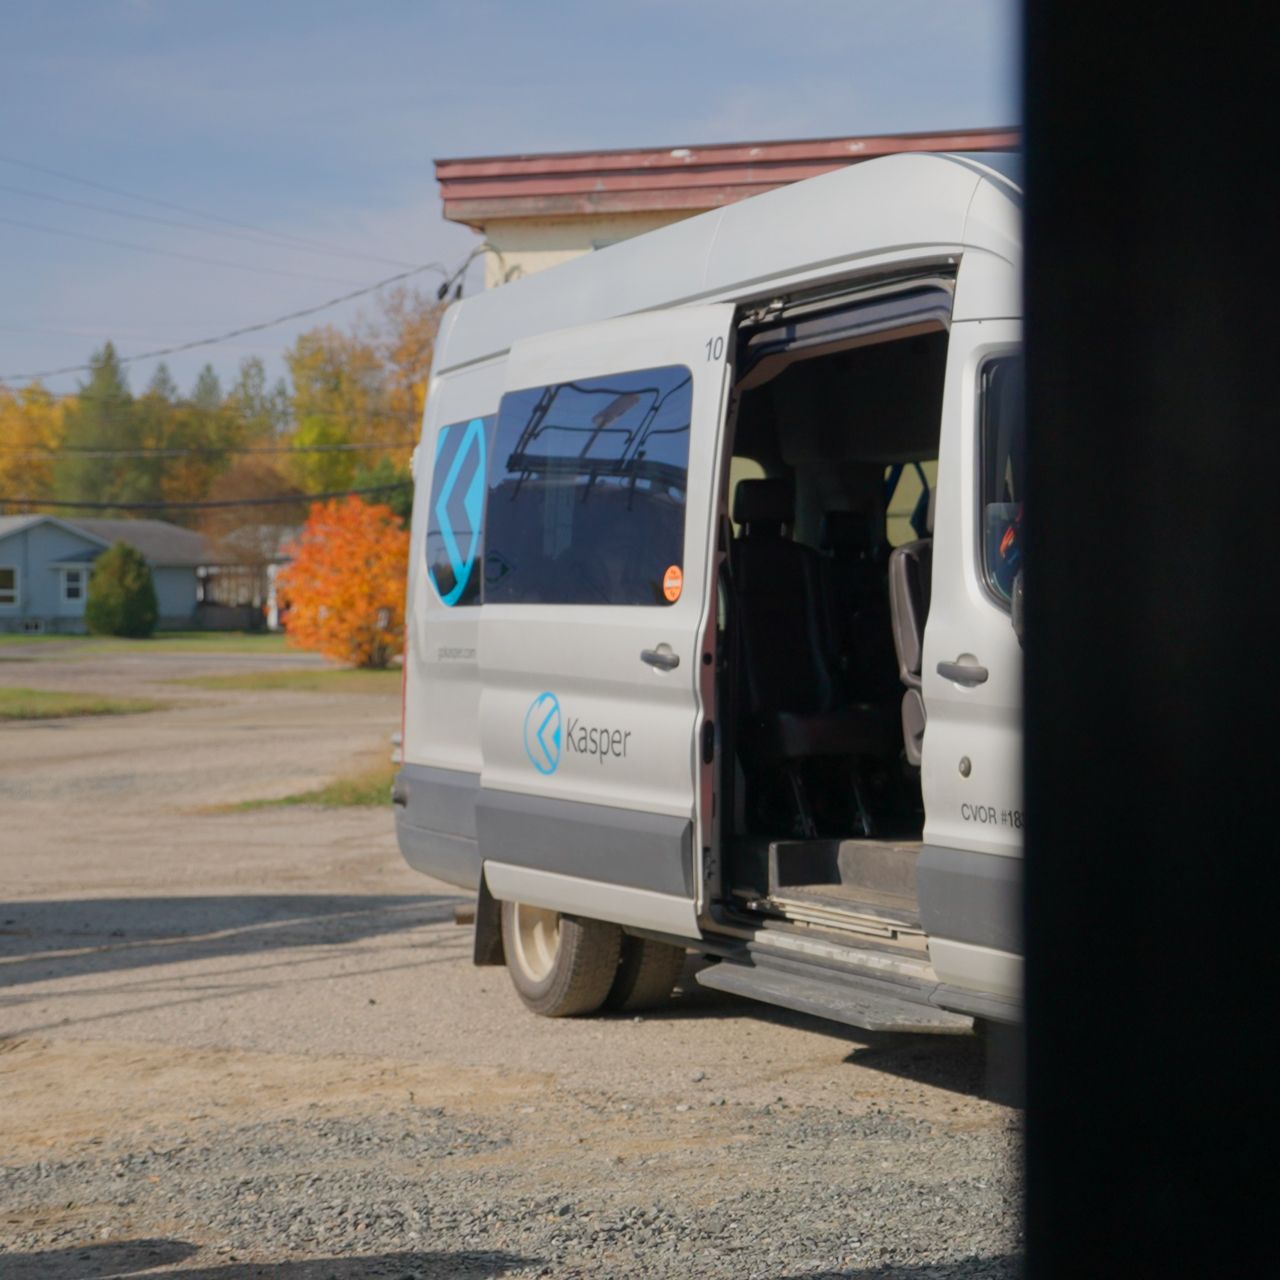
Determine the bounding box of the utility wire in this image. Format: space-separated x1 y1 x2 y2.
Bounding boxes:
0 152 418 269
0 181 420 269
1 483 412 513
0 214 361 288
0 261 461 383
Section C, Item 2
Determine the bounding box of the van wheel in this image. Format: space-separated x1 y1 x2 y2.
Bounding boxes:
500 900 622 1017
605 936 687 1011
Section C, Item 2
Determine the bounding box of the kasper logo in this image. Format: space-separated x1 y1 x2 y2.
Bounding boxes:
523 691 562 775
523 691 633 773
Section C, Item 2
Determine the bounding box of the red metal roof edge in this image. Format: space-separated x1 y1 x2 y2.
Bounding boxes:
435 126 1019 174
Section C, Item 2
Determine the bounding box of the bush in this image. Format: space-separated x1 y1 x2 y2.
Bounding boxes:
275 496 408 669
85 542 158 638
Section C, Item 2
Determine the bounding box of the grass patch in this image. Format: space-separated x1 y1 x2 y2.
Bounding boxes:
228 757 396 810
172 667 400 694
0 631 288 655
0 686 164 720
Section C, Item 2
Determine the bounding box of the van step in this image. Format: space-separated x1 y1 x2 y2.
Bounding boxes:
695 959 973 1034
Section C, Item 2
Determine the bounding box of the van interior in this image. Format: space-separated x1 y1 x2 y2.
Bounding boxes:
716 286 948 947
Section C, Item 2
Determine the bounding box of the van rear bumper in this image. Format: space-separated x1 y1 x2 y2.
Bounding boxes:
393 764 481 890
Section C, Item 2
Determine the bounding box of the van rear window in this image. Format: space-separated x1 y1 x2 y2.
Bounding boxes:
485 366 693 606
426 414 497 608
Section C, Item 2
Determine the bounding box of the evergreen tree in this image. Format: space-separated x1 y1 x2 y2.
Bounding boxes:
192 364 223 410
146 363 178 402
85 542 158 638
54 343 139 508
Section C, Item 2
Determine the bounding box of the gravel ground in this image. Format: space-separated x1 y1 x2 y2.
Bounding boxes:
0 641 1023 1278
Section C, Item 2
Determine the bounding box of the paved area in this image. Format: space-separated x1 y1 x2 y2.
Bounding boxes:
0 641 1022 1278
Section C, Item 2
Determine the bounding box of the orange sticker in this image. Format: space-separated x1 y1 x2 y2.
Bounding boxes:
662 564 683 602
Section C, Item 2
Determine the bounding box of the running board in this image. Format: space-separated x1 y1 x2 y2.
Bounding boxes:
695 960 973 1034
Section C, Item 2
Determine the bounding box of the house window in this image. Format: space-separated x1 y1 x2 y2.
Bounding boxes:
0 566 17 607
63 568 85 602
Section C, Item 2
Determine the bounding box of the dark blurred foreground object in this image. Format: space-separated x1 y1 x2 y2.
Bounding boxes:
84 541 158 638
1023 5 1279 1276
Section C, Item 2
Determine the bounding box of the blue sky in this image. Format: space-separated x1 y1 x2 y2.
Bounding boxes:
0 0 1019 396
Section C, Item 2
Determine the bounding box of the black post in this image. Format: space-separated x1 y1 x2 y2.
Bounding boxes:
1023 7 1279 1276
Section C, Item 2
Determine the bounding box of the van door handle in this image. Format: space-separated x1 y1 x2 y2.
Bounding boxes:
641 645 680 671
937 659 989 686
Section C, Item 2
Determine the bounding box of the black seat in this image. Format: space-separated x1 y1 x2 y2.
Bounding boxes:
818 509 900 704
729 479 897 834
887 491 935 765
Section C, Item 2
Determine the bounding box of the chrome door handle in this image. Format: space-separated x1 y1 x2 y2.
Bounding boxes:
641 645 680 671
937 659 989 686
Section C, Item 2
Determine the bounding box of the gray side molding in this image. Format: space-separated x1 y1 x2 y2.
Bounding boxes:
476 788 694 899
917 844 1022 954
394 764 482 889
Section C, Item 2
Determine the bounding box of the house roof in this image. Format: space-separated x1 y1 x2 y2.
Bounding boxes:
0 514 209 567
436 126 1020 225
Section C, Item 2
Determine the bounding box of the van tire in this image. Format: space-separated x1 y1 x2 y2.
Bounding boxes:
605 936 687 1011
500 900 622 1018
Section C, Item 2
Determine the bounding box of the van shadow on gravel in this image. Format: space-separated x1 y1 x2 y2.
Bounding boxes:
0 1239 539 1280
0 894 467 990
635 965 1024 1108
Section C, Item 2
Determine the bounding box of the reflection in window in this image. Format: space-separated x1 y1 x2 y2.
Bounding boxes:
486 366 693 605
980 355 1025 604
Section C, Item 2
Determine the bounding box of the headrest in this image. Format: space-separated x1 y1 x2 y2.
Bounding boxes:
820 510 873 555
733 477 794 528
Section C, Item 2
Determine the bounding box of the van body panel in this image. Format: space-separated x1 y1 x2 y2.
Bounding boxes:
916 843 1022 954
476 788 693 898
404 357 505 775
484 861 701 938
475 305 736 913
926 937 1022 1002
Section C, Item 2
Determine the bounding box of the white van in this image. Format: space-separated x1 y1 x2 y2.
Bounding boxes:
394 152 1023 1033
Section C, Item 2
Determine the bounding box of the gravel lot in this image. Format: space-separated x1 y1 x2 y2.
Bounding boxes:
0 640 1022 1278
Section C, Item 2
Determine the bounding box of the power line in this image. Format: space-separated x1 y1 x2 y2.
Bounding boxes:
0 152 418 269
0 180 421 269
0 214 361 288
1 483 413 513
0 260 462 383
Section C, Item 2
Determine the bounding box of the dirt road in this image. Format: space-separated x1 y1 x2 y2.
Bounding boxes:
0 641 1021 1278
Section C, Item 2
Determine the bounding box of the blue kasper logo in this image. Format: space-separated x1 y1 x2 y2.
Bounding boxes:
428 417 488 607
524 691 562 775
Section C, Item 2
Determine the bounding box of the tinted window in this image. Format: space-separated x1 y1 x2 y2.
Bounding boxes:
485 366 692 605
980 355 1025 604
425 414 496 607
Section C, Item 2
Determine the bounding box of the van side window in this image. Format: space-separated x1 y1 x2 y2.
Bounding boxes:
485 366 693 605
979 355 1025 605
426 415 496 607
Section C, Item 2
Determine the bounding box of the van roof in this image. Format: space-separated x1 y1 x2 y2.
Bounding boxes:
436 151 1022 374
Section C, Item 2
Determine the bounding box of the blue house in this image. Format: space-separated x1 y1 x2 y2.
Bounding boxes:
0 515 208 633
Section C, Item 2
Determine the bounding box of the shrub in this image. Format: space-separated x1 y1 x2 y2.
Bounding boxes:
275 496 408 669
85 542 158 638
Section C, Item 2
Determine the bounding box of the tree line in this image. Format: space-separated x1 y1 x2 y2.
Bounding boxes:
0 285 442 531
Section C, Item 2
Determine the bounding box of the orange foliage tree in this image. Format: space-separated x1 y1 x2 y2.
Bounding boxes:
276 496 409 669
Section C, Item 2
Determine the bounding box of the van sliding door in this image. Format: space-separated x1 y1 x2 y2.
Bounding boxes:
476 305 737 938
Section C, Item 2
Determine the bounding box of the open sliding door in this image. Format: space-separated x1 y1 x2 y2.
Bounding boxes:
476 304 737 938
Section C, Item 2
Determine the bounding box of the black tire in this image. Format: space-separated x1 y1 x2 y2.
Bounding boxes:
604 935 687 1012
500 899 622 1017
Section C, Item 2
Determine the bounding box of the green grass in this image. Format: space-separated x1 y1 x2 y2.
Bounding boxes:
171 667 400 694
0 686 164 720
0 630 288 655
225 758 396 810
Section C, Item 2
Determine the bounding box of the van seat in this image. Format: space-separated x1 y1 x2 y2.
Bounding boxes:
887 493 934 765
730 478 898 832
